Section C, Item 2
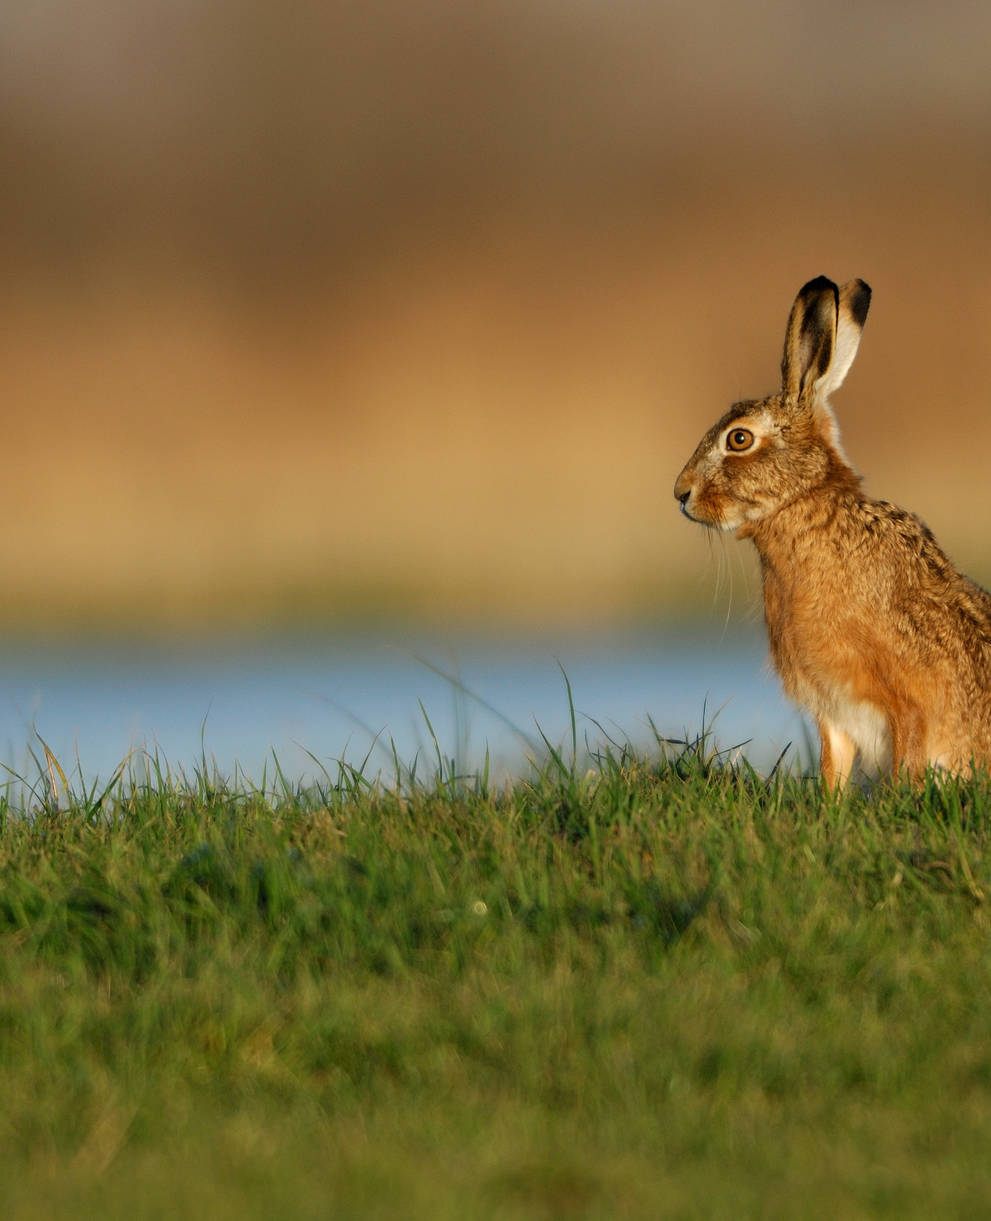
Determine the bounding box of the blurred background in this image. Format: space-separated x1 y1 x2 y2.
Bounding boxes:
0 1 989 777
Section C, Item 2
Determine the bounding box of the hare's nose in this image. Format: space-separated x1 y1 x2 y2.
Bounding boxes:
677 489 690 507
674 471 693 504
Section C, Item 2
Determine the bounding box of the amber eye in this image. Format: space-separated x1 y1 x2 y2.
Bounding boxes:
726 428 755 453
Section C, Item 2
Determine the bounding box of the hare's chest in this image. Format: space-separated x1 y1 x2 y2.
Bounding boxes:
760 566 847 682
761 566 893 773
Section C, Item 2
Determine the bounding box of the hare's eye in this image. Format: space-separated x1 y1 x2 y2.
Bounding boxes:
726 428 755 453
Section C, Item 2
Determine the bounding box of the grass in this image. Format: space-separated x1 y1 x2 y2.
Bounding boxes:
2 726 991 1219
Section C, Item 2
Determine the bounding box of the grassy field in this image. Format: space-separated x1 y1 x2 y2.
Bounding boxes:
2 727 991 1219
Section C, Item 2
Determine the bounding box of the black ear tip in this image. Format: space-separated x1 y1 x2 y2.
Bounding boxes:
800 275 839 300
848 280 872 327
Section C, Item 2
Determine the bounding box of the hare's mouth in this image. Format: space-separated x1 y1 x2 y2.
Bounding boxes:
680 495 751 532
682 506 729 531
678 498 707 526
677 489 715 526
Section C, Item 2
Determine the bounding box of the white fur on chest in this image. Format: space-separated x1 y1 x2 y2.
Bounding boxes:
780 654 891 775
819 690 892 776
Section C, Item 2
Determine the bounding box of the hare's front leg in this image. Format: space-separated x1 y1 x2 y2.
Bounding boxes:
818 720 856 791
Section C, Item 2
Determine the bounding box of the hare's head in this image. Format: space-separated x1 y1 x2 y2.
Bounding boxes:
674 276 871 534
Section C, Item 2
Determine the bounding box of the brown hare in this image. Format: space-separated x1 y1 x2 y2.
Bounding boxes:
674 275 991 788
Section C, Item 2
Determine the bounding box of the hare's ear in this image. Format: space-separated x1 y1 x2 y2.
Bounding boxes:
818 279 871 399
781 276 839 399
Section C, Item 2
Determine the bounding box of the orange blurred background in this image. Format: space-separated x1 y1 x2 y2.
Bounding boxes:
2 2 990 637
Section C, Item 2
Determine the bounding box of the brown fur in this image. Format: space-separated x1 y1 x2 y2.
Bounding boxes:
674 276 991 788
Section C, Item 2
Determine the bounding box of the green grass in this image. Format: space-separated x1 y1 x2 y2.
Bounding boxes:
2 730 991 1219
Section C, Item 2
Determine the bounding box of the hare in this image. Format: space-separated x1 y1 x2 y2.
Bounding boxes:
674 275 991 788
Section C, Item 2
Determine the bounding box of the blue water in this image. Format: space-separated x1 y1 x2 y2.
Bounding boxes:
0 626 809 792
